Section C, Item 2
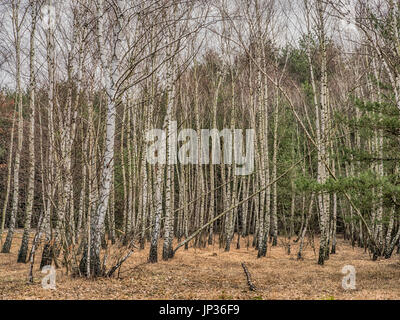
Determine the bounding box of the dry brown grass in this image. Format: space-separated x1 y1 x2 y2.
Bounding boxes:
1 231 400 300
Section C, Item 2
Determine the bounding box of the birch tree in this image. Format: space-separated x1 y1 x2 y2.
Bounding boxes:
2 0 28 254
17 0 39 263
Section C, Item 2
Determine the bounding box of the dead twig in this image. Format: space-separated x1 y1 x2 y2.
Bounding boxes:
241 262 257 292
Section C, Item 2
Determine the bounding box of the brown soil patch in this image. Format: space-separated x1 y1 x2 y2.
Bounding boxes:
1 232 399 300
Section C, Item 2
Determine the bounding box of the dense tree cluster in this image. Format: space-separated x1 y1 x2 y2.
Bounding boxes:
0 0 399 279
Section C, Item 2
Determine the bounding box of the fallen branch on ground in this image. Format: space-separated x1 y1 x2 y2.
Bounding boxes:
241 262 256 291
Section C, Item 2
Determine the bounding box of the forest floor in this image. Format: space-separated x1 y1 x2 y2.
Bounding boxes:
1 231 400 300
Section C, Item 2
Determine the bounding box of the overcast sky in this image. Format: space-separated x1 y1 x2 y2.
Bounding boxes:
0 0 360 92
